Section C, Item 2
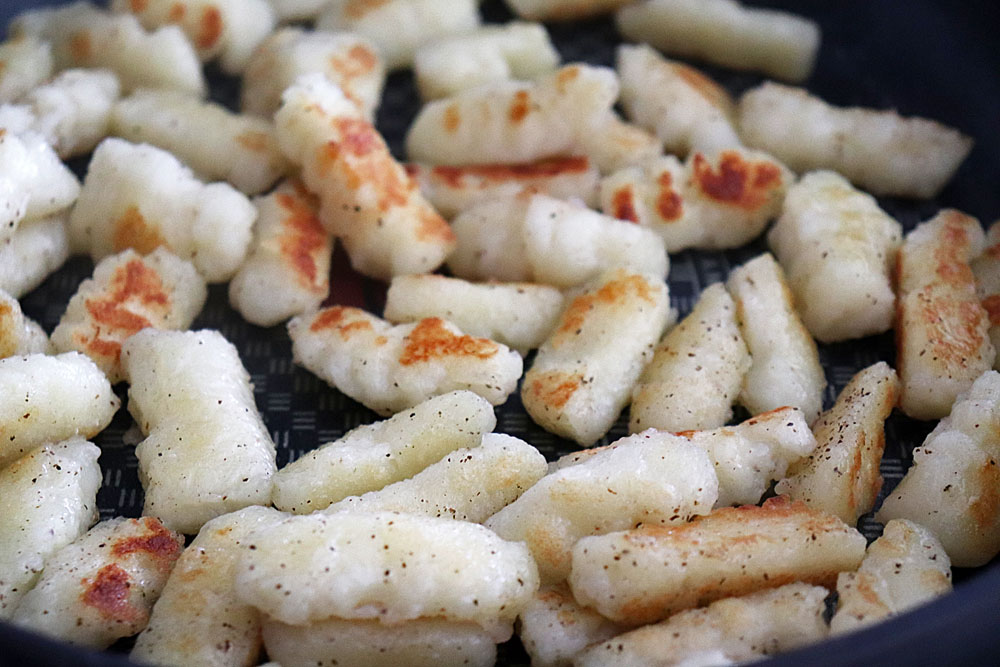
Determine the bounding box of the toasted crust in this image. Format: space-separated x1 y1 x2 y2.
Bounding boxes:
777 362 900 523
517 584 624 667
569 496 865 625
0 289 49 359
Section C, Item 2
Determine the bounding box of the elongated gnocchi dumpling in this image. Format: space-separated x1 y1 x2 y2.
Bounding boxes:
384 274 565 355
577 112 663 175
69 138 256 283
616 0 821 82
523 270 673 445
0 438 101 618
0 352 118 466
971 220 1000 364
739 82 973 198
242 28 384 121
289 307 523 417
0 36 52 104
228 181 332 327
11 517 184 648
896 210 993 419
630 282 750 433
275 74 454 280
486 430 718 582
406 64 618 167
0 130 80 240
768 171 903 342
121 329 277 534
111 89 288 195
51 248 207 383
517 584 625 667
271 390 496 513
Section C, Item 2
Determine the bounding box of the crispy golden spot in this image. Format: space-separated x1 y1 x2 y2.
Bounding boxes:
398 318 498 365
983 294 1000 325
0 301 17 358
610 186 639 223
554 66 580 92
167 2 186 21
235 130 272 153
969 457 1000 530
129 0 149 11
111 517 183 568
656 170 683 221
69 31 92 63
309 306 348 332
195 6 223 50
555 274 656 340
691 151 783 210
932 214 976 287
669 62 734 113
329 44 378 80
915 291 989 369
415 207 455 243
81 564 143 624
430 157 591 189
113 205 166 254
276 193 327 290
443 104 461 133
343 0 391 19
528 371 583 410
509 90 532 124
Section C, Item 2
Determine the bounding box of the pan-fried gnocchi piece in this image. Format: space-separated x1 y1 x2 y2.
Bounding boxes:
895 210 993 420
0 130 80 239
384 274 565 355
111 0 276 74
830 519 951 635
288 307 523 417
276 74 454 281
768 171 902 342
877 370 1000 567
577 112 663 175
325 433 547 523
406 64 619 166
69 137 256 283
0 214 70 298
971 221 1000 364
727 253 826 424
11 2 205 96
267 0 328 22
242 28 385 121
0 289 49 358
121 329 277 534
517 584 624 667
131 506 287 667
263 618 496 667
776 363 900 524
50 248 207 383
235 511 539 632
0 438 101 618
575 583 829 667
0 36 52 104
630 283 750 433
10 517 183 648
271 390 496 514
450 194 668 288
617 43 739 156
739 82 973 198
228 181 332 327
407 157 600 219
414 22 559 101
111 89 288 195
600 148 792 253
616 0 821 83
523 270 673 445
0 352 118 467
674 407 816 508
568 496 865 625
0 68 119 159
486 430 718 582
507 0 635 20
317 0 480 70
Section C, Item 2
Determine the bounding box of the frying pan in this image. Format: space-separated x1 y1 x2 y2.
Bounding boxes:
2 0 998 665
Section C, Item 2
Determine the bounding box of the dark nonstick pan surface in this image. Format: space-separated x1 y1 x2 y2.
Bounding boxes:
2 1 999 665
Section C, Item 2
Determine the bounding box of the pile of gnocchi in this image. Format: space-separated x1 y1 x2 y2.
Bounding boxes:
0 1 996 666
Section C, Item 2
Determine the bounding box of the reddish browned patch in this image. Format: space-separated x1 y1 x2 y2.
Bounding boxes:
691 151 783 210
443 104 461 133
670 62 734 112
932 213 976 287
309 306 348 332
983 295 1000 325
113 206 166 254
69 31 92 63
555 274 656 340
111 517 182 568
528 372 582 410
554 66 580 92
610 186 639 223
329 44 378 80
334 117 379 157
656 171 683 221
398 318 498 365
430 157 590 189
129 0 149 11
969 457 1000 531
196 6 223 50
0 301 16 358
509 90 532 124
81 564 142 624
276 193 328 289
235 130 272 153
167 2 186 21
986 243 1000 260
322 118 413 213
343 0 391 19
415 206 455 243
